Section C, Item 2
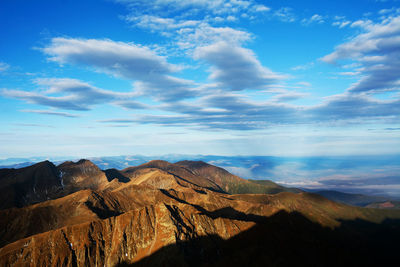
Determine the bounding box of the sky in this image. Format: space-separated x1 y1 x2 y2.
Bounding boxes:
1 0 400 158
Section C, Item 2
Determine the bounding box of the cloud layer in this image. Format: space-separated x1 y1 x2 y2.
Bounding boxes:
2 4 400 132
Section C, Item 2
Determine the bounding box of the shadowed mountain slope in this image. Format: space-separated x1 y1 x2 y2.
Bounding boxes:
124 210 400 267
0 161 61 209
0 159 116 210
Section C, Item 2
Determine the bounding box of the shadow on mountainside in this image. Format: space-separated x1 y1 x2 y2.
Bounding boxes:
103 169 130 183
117 209 400 267
160 189 267 223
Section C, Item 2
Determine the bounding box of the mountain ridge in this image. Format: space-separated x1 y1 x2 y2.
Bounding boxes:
1 158 400 266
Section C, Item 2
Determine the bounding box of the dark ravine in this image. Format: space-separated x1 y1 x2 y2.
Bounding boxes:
1 159 400 266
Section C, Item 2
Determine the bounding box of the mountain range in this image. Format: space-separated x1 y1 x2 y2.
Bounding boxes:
2 155 398 207
1 159 399 266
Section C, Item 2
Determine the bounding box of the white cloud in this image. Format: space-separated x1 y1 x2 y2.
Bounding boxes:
20 109 80 118
253 4 270 12
126 15 201 32
291 62 315 71
2 78 145 111
272 91 308 102
273 7 296 23
378 7 400 15
177 24 252 49
297 81 312 87
350 19 373 28
2 88 89 111
125 12 253 50
0 62 9 71
118 0 267 21
332 21 351 28
276 180 323 188
338 71 361 76
226 15 237 21
43 38 179 79
43 38 198 101
322 15 400 94
96 88 400 130
332 15 351 28
302 14 324 25
310 93 400 121
194 41 283 91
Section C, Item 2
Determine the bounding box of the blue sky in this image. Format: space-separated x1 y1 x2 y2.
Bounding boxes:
1 0 400 158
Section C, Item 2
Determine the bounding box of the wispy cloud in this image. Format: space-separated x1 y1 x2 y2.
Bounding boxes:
176 24 252 49
271 91 309 102
13 123 55 128
126 15 201 32
2 88 90 111
253 4 270 12
42 38 199 102
20 109 80 118
332 15 351 28
273 7 296 23
291 62 315 71
322 15 400 94
302 14 325 25
118 0 270 19
101 90 400 130
2 78 144 111
338 71 361 76
120 0 266 51
384 127 400 130
310 93 400 122
126 13 252 50
0 62 9 72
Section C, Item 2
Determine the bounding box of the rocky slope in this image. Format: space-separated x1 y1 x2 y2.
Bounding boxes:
1 159 400 266
121 160 224 192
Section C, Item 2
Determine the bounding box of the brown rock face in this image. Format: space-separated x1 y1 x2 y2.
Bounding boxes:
122 160 224 192
1 160 400 266
57 159 109 191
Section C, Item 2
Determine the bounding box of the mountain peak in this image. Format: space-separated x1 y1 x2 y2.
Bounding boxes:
33 159 56 168
58 159 99 169
0 159 60 209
